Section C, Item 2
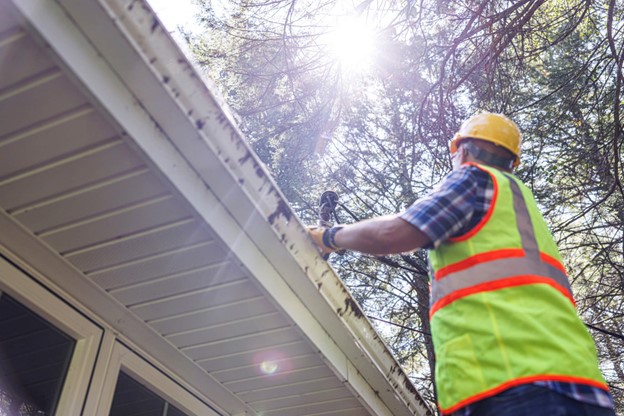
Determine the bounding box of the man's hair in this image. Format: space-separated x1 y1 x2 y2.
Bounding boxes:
460 139 515 170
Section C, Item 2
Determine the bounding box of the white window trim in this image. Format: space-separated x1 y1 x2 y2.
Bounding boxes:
94 341 221 416
0 256 103 416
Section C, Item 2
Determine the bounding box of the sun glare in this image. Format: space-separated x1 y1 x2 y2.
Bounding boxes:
327 17 376 73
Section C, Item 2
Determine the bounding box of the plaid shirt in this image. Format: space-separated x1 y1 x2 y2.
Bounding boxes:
401 164 493 248
400 164 614 414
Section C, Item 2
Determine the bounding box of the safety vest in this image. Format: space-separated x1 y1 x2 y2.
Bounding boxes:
429 163 608 414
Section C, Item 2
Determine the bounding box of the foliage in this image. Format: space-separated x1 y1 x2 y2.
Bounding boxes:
187 0 624 411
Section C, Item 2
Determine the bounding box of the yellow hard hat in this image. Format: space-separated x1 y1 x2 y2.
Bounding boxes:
449 112 522 167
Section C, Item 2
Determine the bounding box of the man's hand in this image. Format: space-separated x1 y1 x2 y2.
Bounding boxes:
308 226 343 259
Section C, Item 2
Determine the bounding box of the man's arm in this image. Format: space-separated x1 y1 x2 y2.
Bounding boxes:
329 214 431 256
308 167 482 257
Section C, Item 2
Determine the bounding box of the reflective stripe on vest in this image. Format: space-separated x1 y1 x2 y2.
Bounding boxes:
430 171 573 316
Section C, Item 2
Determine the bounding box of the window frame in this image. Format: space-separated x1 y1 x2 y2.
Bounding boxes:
0 255 103 416
93 341 221 416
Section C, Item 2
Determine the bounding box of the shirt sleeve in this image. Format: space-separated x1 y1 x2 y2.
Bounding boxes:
400 166 479 249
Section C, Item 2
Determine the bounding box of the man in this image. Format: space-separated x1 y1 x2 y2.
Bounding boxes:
308 113 615 416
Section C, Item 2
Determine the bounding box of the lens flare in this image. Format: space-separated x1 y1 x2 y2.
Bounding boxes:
254 351 290 376
259 360 279 375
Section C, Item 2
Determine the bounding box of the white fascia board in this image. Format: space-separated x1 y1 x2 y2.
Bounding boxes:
20 0 433 415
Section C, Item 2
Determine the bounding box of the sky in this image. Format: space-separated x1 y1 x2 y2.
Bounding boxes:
147 0 380 75
147 0 202 36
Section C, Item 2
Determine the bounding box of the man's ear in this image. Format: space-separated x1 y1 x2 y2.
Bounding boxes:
459 144 470 163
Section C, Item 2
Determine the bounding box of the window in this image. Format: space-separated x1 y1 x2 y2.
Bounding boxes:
109 371 188 416
0 293 75 415
0 256 102 416
96 343 220 416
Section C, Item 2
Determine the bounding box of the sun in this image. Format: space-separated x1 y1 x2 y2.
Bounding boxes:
326 17 377 73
